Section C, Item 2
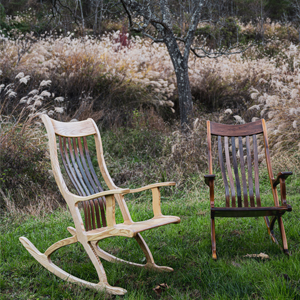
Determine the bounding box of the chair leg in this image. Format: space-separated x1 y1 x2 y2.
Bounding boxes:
135 233 174 271
264 216 289 255
19 236 127 295
211 218 217 260
277 216 289 255
92 233 174 272
264 216 279 245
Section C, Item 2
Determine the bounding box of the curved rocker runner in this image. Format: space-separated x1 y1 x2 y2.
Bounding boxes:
19 115 180 295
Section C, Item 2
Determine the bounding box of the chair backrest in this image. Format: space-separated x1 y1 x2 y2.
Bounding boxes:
207 119 279 207
42 115 121 231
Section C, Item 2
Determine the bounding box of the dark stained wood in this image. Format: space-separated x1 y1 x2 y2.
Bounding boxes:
204 174 216 186
77 137 102 228
64 136 92 230
224 137 236 207
252 135 261 207
218 136 230 207
246 136 255 207
262 119 280 207
210 120 263 137
67 137 90 196
72 137 94 195
60 136 85 196
231 137 242 207
211 218 217 260
83 137 107 228
238 137 248 207
207 121 213 174
212 205 292 218
58 136 82 196
278 216 289 253
205 118 293 258
83 137 104 193
59 136 90 230
280 179 287 206
272 172 293 187
72 137 99 230
58 135 109 231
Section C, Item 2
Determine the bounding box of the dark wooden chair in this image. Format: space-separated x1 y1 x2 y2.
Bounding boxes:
205 119 292 259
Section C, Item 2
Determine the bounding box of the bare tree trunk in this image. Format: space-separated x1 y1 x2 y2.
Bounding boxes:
94 0 99 35
175 65 193 127
99 0 103 34
78 0 85 34
164 32 193 126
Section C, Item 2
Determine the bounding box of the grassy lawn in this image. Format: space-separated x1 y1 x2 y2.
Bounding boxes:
1 171 300 300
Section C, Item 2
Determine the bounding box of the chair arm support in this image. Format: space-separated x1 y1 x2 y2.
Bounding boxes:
72 188 130 204
128 182 175 217
204 174 216 186
272 172 292 206
128 182 176 194
272 172 293 187
204 175 216 208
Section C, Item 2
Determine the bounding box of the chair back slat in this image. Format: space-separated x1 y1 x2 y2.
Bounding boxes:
83 137 105 194
218 136 230 207
59 136 86 196
57 134 107 231
67 137 91 196
66 137 93 230
253 135 261 207
231 137 242 207
77 137 106 228
72 137 95 195
246 136 255 207
238 136 249 207
224 136 236 207
80 137 106 228
72 137 101 230
59 136 94 231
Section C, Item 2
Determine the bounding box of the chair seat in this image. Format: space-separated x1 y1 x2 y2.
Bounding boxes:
212 205 292 218
87 215 181 241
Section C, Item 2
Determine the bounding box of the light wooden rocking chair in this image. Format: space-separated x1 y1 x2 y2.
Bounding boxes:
205 119 292 259
19 115 180 295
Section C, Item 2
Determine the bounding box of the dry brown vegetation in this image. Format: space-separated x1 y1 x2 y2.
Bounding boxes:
1 21 300 213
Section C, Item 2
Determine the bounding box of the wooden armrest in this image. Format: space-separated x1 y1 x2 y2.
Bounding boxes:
129 182 176 194
204 174 216 186
272 172 292 206
204 175 215 208
128 182 175 218
272 172 293 187
72 188 130 203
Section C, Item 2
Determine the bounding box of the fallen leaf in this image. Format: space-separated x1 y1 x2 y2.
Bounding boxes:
244 252 269 260
153 283 169 295
197 211 206 216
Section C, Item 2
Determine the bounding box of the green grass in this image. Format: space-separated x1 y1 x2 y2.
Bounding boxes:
1 173 300 299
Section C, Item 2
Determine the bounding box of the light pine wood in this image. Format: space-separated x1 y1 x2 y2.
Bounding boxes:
129 182 176 193
19 115 181 295
72 189 130 203
91 233 173 272
205 119 292 259
19 237 126 295
51 118 97 137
